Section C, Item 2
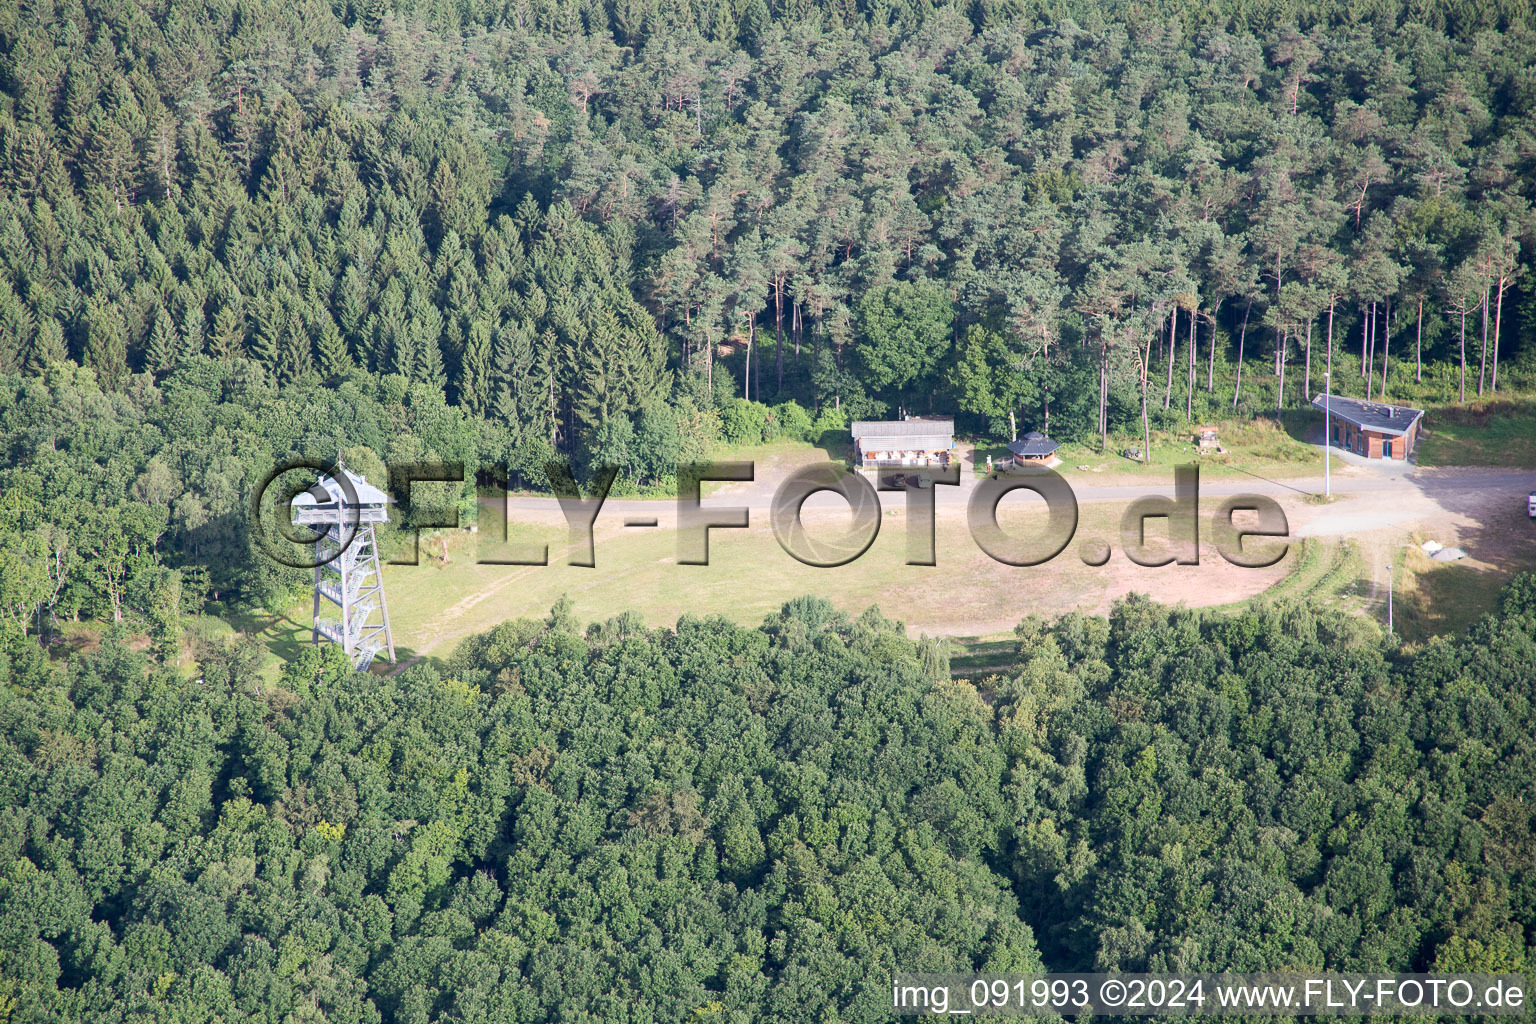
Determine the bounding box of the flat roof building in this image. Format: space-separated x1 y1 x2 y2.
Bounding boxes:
851 417 955 470
1311 394 1424 461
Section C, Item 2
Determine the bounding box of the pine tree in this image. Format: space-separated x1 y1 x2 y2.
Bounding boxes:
0 284 33 374
11 127 59 201
335 264 369 342
419 332 446 388
570 303 667 430
177 302 206 361
373 280 411 375
362 0 390 31
522 327 560 446
428 161 460 245
512 193 542 243
81 109 134 211
250 297 285 369
276 313 315 384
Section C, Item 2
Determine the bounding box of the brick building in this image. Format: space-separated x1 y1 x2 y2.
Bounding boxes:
1310 394 1424 460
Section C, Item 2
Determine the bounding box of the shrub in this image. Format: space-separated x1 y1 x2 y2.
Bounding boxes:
773 400 814 441
811 405 849 442
721 399 771 445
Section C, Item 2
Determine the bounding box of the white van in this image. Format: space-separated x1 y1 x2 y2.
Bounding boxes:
1529 491 1536 518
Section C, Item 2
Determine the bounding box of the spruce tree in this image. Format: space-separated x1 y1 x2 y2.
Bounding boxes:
249 297 284 369
315 318 354 379
26 319 68 372
458 319 493 416
83 303 129 388
276 313 316 384
176 302 205 361
145 309 178 372
210 302 246 360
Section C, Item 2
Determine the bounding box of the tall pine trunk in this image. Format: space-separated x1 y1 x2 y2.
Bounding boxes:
680 305 689 370
1186 307 1196 421
1379 313 1391 401
1477 286 1489 396
1491 277 1506 392
1325 294 1335 381
1363 308 1376 383
1206 309 1216 390
744 315 754 401
1042 325 1051 436
1232 299 1251 408
1276 327 1287 413
1303 318 1313 400
774 278 784 394
1458 307 1466 403
1099 333 1109 452
1139 339 1152 464
1377 297 1389 397
1370 303 1382 388
1415 297 1423 383
1163 306 1176 410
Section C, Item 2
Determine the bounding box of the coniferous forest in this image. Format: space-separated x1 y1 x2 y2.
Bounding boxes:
3 0 1536 1019
1 0 1534 457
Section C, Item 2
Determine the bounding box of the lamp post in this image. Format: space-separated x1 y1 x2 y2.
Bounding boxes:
1323 372 1331 498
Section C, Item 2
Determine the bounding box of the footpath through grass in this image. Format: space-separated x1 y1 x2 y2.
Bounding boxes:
1252 537 1368 609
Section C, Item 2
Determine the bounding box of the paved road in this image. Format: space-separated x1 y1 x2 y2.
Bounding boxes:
493 465 1535 518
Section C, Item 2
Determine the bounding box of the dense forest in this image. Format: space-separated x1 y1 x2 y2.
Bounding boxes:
1 583 1534 1021
4 0 1536 1019
1 0 1535 465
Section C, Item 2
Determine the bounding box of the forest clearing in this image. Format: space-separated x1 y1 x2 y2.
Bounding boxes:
236 443 1536 670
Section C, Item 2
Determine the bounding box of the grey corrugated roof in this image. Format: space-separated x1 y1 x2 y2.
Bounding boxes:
858 437 954 453
1310 394 1424 436
291 468 392 507
851 418 955 439
1007 434 1060 457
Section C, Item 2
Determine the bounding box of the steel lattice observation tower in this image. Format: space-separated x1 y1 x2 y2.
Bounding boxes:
290 467 396 671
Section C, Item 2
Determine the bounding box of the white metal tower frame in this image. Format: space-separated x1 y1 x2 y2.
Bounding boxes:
291 468 396 671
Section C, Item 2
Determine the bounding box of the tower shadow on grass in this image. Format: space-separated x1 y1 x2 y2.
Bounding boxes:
260 605 426 676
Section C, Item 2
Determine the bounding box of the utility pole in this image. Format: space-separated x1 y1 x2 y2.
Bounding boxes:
1323 372 1331 498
